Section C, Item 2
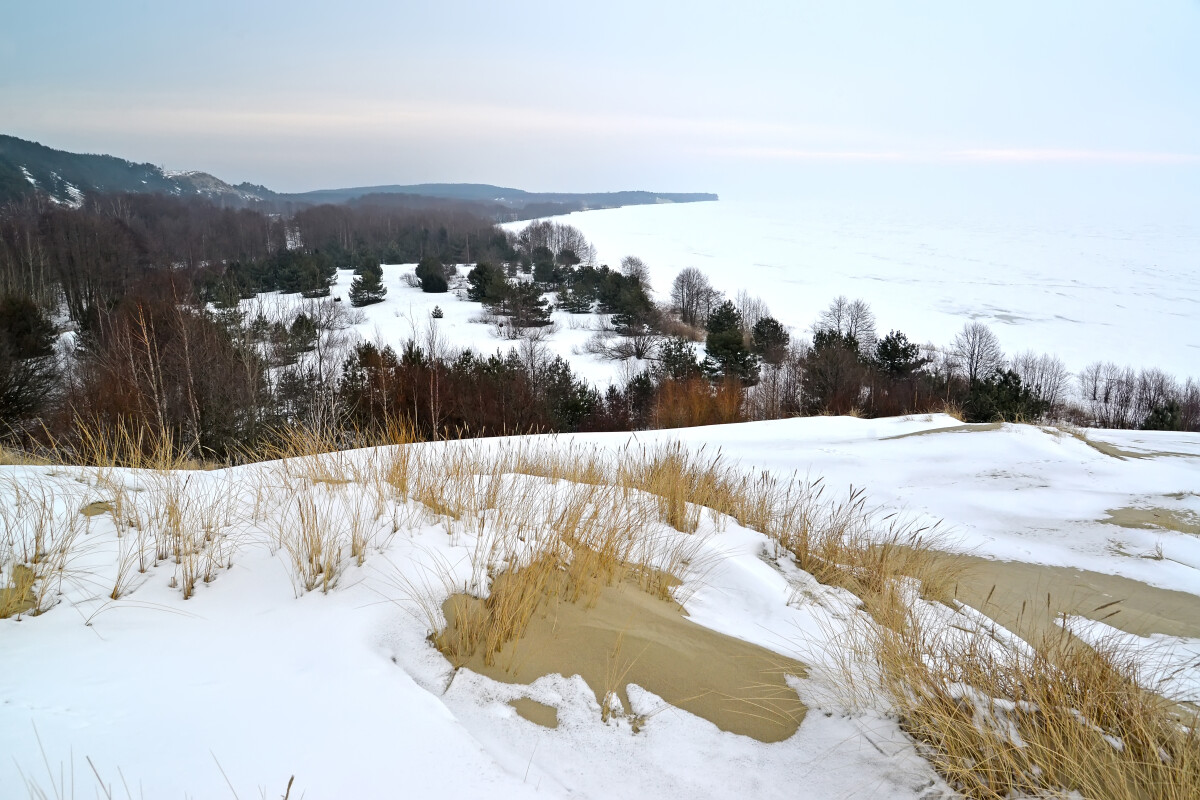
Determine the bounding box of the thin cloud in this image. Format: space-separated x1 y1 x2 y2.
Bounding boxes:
951 149 1200 165
698 145 1200 165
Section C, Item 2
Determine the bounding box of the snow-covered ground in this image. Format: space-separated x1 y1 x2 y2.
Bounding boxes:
239 265 648 388
4 416 1199 798
514 200 1200 379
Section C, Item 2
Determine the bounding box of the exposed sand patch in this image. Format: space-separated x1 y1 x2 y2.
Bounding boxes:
883 422 1003 441
508 697 558 729
938 554 1200 642
1102 507 1200 536
443 579 807 743
0 564 36 617
1057 427 1196 460
80 500 113 517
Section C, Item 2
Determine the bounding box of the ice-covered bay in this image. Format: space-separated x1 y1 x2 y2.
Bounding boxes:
520 200 1200 379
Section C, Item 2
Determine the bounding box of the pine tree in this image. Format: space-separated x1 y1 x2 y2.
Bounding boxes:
416 257 449 293
702 300 759 383
874 330 925 378
750 316 790 365
467 263 507 304
657 336 701 380
349 263 387 307
557 286 594 314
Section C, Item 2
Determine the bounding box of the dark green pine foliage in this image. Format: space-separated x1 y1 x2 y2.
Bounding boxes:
702 300 759 383
874 329 925 378
0 294 58 423
556 286 594 314
349 260 387 307
530 246 557 284
963 369 1049 423
1142 400 1183 431
503 282 553 328
750 316 790 365
657 336 702 380
415 257 448 293
288 312 318 352
466 263 508 304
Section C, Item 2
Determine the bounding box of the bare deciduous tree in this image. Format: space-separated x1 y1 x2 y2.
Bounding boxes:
735 290 770 337
952 321 1004 383
619 255 650 287
670 267 721 328
517 221 596 264
817 296 877 355
1011 350 1070 416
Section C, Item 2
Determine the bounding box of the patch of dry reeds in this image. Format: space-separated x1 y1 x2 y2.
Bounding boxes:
859 598 1200 800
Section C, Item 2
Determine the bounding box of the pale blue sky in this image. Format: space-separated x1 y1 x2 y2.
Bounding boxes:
3 1 1198 204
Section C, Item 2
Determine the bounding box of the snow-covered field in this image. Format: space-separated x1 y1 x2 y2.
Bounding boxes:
518 200 1200 379
240 265 648 388
4 416 1199 798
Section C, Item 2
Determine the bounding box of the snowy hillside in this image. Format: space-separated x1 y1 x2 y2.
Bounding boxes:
3 416 1199 798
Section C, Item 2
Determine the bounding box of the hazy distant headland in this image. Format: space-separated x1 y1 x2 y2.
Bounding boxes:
0 134 717 219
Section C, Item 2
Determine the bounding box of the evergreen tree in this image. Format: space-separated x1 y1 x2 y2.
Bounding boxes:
502 282 552 328
0 295 58 423
416 257 449 293
288 312 317 353
349 262 387 307
750 316 790 365
1142 400 1183 431
420 272 448 293
466 263 507 304
802 329 863 415
557 286 594 314
963 369 1049 423
874 330 925 378
657 336 702 380
702 300 759 383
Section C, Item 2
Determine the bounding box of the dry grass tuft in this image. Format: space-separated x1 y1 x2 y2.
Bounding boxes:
940 401 966 423
862 600 1200 800
0 478 88 618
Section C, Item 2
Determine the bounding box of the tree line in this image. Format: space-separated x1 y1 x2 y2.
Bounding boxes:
0 189 1195 466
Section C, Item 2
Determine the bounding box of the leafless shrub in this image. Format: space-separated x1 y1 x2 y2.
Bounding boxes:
1011 350 1071 417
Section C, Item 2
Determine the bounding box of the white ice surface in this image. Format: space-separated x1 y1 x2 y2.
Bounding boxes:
507 200 1200 381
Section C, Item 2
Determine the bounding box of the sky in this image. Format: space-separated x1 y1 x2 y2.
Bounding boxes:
3 1 1199 208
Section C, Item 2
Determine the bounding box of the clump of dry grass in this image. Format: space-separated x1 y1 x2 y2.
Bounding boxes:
940 401 966 423
276 490 343 594
860 598 1200 800
431 478 657 668
0 478 88 618
773 486 960 612
46 418 206 471
0 562 37 618
417 437 954 678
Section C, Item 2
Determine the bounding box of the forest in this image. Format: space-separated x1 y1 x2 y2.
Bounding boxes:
0 190 1196 465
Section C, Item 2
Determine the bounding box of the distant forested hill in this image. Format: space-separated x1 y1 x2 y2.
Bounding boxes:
0 135 276 207
0 135 717 217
